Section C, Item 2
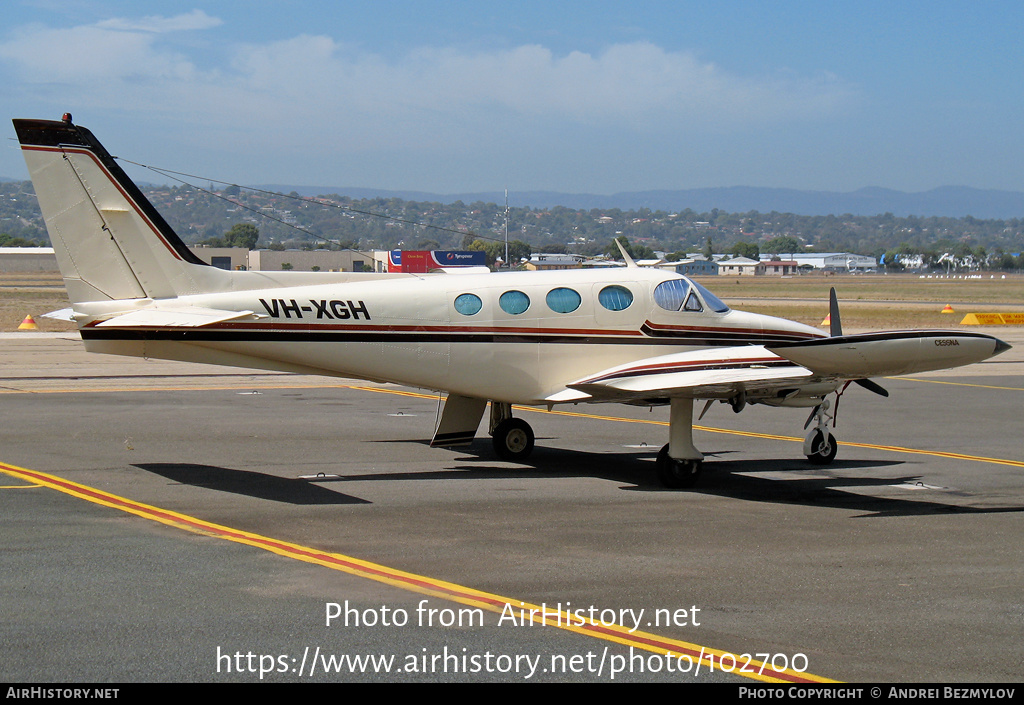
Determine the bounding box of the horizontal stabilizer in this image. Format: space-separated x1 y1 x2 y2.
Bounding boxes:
42 307 77 322
95 307 256 328
767 330 1007 378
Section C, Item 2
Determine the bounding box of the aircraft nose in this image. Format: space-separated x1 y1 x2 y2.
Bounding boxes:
992 338 1012 357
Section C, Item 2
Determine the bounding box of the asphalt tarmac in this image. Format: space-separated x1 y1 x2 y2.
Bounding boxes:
1 332 1022 683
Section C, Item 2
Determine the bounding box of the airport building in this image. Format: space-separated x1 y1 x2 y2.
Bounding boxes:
387 250 487 273
767 252 877 272
0 247 57 272
671 258 719 276
248 248 384 272
762 260 800 276
524 254 585 271
188 246 249 270
717 256 765 276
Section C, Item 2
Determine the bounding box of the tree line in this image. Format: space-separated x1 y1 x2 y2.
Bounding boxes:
2 180 1022 270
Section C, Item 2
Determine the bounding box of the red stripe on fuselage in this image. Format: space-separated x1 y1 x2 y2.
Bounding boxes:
643 320 823 340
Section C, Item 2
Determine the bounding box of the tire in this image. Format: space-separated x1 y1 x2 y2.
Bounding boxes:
492 418 535 461
656 444 703 489
806 430 838 465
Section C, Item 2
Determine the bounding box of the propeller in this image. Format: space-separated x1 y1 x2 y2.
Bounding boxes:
854 377 889 397
828 287 889 398
804 405 820 430
829 287 842 337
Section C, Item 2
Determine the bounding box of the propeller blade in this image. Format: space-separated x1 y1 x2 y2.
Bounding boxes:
855 378 889 397
698 399 714 421
804 404 820 430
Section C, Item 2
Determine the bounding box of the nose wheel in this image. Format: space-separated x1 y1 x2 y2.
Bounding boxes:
805 429 838 465
803 399 838 465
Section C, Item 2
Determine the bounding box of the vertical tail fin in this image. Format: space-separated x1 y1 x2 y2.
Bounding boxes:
13 116 215 303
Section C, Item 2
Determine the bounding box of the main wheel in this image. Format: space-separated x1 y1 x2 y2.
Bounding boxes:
656 444 703 489
806 430 838 465
492 418 535 461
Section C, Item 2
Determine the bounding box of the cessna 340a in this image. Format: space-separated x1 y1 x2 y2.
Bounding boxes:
14 116 1010 488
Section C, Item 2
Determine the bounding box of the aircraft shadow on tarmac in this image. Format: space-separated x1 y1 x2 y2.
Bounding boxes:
359 439 1024 518
133 445 1024 518
133 463 371 505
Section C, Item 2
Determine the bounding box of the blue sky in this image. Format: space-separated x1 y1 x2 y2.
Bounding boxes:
3 1 1024 196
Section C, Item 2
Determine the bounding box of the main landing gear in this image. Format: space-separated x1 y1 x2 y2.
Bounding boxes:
656 394 842 489
489 402 535 461
657 445 702 488
480 394 839 489
657 398 704 489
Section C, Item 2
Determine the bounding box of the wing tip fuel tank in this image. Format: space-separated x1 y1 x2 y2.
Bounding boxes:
767 330 1010 378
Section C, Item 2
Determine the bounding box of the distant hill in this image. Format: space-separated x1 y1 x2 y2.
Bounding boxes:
255 184 1024 220
8 174 1024 218
5 178 1023 256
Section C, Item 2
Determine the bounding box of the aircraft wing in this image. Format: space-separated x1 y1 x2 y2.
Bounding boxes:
94 306 257 328
547 345 815 403
547 329 1009 404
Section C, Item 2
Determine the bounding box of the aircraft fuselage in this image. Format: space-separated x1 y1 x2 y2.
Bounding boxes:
74 267 826 404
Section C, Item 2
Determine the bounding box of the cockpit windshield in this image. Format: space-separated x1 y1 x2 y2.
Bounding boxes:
653 276 730 314
689 278 730 313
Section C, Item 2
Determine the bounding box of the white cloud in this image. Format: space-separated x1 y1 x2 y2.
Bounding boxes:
0 12 854 124
95 10 223 33
0 11 220 83
221 38 857 140
0 13 859 189
0 25 192 82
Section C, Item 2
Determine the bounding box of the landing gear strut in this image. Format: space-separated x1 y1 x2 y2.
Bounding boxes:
658 398 704 489
489 402 535 461
803 399 838 465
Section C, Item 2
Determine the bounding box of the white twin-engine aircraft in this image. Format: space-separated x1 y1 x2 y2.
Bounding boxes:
14 116 1010 488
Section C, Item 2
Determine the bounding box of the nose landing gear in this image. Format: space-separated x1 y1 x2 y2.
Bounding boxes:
803 399 838 465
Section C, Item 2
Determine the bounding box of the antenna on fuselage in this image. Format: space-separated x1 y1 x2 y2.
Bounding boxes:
614 237 638 268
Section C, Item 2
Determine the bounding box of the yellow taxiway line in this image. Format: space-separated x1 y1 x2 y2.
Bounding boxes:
346 384 1024 470
4 377 1019 682
0 460 832 684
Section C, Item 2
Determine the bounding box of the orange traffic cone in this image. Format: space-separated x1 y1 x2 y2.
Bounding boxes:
940 304 955 314
18 314 39 331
